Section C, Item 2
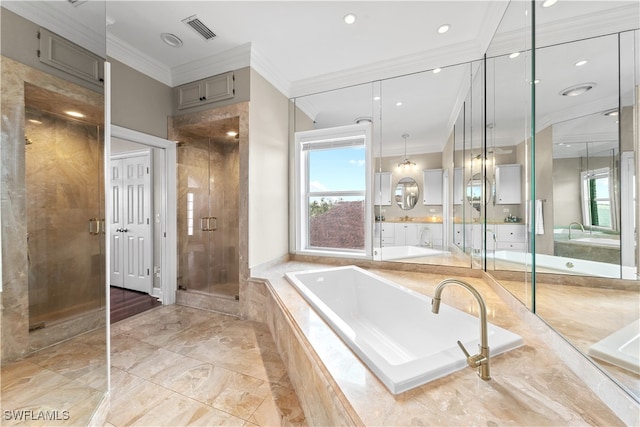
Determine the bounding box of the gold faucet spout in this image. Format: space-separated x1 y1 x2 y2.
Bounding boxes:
431 279 491 380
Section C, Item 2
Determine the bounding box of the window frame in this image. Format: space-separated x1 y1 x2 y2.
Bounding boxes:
580 166 617 231
294 123 372 258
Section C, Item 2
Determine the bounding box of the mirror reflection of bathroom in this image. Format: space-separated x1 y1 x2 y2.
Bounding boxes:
2 1 109 423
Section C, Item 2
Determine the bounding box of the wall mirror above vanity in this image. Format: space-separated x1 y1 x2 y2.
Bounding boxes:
395 177 419 210
293 0 639 406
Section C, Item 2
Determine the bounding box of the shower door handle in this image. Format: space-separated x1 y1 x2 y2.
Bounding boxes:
201 216 218 232
89 218 100 235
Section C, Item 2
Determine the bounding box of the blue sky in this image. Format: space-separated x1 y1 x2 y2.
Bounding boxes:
309 147 365 192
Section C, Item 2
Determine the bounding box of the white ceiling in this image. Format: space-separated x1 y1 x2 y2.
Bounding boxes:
3 1 639 157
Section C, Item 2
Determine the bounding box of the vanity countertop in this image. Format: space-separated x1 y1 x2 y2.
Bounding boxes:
254 260 630 426
380 217 443 224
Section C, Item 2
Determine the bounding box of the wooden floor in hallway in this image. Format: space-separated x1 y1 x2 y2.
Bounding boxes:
110 286 162 323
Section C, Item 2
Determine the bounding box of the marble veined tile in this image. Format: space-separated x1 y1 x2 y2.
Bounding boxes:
107 370 174 426
249 381 307 427
150 360 268 420
127 392 246 427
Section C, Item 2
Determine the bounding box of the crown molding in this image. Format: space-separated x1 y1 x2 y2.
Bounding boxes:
487 3 640 58
289 40 485 99
171 43 251 87
2 1 105 57
107 33 172 86
249 46 292 98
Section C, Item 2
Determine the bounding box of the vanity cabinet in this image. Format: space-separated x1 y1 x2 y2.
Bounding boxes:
495 164 522 204
394 223 420 246
422 169 443 205
374 222 395 247
375 223 444 247
176 72 235 110
496 224 526 251
374 172 392 205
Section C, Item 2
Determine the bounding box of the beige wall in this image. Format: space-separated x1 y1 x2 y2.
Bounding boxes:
109 58 173 139
534 126 554 255
248 69 290 268
552 157 582 226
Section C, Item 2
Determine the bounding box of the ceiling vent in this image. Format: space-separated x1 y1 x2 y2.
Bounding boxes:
182 15 216 41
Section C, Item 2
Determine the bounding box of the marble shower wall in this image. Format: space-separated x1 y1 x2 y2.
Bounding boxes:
25 106 105 326
1 56 105 362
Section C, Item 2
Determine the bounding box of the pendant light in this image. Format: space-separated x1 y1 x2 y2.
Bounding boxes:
398 133 416 168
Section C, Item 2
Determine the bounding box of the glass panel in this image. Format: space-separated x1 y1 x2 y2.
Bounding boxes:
484 0 533 308
532 2 640 402
1 0 108 424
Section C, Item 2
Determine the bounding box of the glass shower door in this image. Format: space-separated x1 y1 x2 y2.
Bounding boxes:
25 102 105 329
176 124 239 298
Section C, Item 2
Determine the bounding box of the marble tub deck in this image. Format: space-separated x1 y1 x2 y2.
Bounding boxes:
256 261 630 426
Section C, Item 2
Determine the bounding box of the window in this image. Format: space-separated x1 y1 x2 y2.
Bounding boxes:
295 124 371 256
581 167 615 229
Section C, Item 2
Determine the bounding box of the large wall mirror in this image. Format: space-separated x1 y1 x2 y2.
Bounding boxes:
291 0 638 405
485 1 639 404
1 1 109 423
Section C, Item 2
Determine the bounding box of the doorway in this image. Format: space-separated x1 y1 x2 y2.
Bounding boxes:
110 150 152 293
109 125 178 311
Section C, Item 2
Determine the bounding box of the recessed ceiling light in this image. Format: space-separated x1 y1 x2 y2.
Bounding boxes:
574 59 588 67
560 83 596 97
433 68 442 74
373 96 381 101
509 52 520 59
542 0 558 8
437 24 450 34
161 33 183 48
344 13 357 25
226 131 238 137
604 109 619 117
65 111 85 118
28 119 42 125
395 101 403 107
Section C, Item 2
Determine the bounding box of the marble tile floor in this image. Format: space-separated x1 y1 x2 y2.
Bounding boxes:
107 305 305 427
2 305 306 427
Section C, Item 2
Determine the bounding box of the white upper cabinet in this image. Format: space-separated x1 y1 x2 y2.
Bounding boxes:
495 164 522 204
422 169 443 205
374 172 392 205
176 72 235 110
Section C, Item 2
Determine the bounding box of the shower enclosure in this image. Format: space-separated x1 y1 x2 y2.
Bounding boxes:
175 117 240 299
25 84 105 329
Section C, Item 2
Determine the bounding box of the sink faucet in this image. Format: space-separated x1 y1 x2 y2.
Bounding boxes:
568 222 584 239
431 279 490 380
420 227 432 248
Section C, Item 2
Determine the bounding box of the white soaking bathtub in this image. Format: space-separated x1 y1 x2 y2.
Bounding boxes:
373 245 445 261
284 265 524 394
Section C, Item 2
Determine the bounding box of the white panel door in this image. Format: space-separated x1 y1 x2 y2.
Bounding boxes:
110 153 152 293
